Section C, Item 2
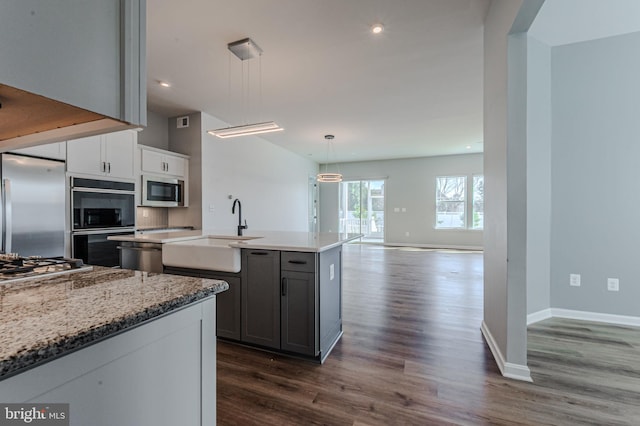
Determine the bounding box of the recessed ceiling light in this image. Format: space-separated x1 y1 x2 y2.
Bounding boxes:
159 81 171 88
371 23 384 34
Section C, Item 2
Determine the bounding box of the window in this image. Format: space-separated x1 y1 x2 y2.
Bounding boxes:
435 175 484 230
436 176 466 229
472 175 484 230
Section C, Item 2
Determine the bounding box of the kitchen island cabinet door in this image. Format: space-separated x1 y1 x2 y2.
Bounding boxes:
241 249 281 349
281 270 317 356
216 275 241 340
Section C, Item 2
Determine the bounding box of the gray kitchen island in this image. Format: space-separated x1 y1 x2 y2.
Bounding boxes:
0 267 228 426
111 230 361 363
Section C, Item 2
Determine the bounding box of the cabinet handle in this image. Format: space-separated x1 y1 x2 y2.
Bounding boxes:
101 162 106 173
165 162 169 172
107 162 111 173
281 277 288 296
288 260 307 265
250 251 268 256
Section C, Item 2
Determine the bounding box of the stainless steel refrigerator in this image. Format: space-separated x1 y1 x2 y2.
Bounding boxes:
1 153 66 257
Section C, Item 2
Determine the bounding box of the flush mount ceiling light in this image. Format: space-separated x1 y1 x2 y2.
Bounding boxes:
317 135 343 183
371 23 384 34
158 81 171 88
208 38 283 139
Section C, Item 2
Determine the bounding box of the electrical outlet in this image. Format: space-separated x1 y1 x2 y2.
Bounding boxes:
142 209 149 218
607 278 619 292
569 274 581 287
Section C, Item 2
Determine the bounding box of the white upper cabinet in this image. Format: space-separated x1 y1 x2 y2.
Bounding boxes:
67 131 136 180
10 142 67 161
140 146 188 179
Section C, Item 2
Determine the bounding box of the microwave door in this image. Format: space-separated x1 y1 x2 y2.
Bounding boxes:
143 176 183 207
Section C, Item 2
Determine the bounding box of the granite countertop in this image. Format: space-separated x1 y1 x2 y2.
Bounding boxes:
111 230 363 252
0 268 228 379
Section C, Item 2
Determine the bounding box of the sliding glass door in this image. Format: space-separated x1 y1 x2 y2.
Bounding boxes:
338 180 385 242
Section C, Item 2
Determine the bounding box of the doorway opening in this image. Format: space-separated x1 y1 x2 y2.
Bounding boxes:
338 180 385 242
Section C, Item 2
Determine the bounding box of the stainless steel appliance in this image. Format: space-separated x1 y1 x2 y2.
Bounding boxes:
1 154 66 257
141 175 184 207
0 253 92 284
117 241 163 273
71 178 135 267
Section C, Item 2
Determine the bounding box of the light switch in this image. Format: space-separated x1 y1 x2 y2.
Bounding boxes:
394 207 400 213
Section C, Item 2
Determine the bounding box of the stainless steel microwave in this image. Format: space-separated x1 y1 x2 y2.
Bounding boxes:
141 175 185 207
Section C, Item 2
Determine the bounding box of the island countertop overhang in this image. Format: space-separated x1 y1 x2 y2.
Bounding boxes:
109 230 362 252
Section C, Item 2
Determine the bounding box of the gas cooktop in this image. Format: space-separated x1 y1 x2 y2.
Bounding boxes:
0 254 93 283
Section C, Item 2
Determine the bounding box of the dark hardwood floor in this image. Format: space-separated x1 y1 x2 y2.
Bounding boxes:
216 244 640 425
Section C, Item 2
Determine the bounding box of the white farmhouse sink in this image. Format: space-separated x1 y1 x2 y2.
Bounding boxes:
163 237 244 272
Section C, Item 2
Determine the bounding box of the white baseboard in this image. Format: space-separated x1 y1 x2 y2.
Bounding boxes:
480 321 532 382
527 308 552 325
545 308 640 327
382 242 483 251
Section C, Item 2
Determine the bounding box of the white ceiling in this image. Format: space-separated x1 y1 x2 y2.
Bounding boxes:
146 0 490 163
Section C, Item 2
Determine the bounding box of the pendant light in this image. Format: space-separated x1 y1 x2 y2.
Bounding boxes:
208 38 283 139
317 135 342 183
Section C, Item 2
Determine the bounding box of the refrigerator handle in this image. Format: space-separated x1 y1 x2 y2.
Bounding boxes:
0 178 4 252
2 178 11 253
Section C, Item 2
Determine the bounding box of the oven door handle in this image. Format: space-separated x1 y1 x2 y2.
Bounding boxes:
72 228 136 236
116 246 162 252
2 178 12 253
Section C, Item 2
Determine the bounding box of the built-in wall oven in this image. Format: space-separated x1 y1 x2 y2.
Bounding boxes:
71 178 135 267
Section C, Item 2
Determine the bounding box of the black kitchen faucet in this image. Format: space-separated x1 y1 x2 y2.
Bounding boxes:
232 198 248 236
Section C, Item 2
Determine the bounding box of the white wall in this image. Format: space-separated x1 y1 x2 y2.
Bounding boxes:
200 113 318 233
318 154 483 248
